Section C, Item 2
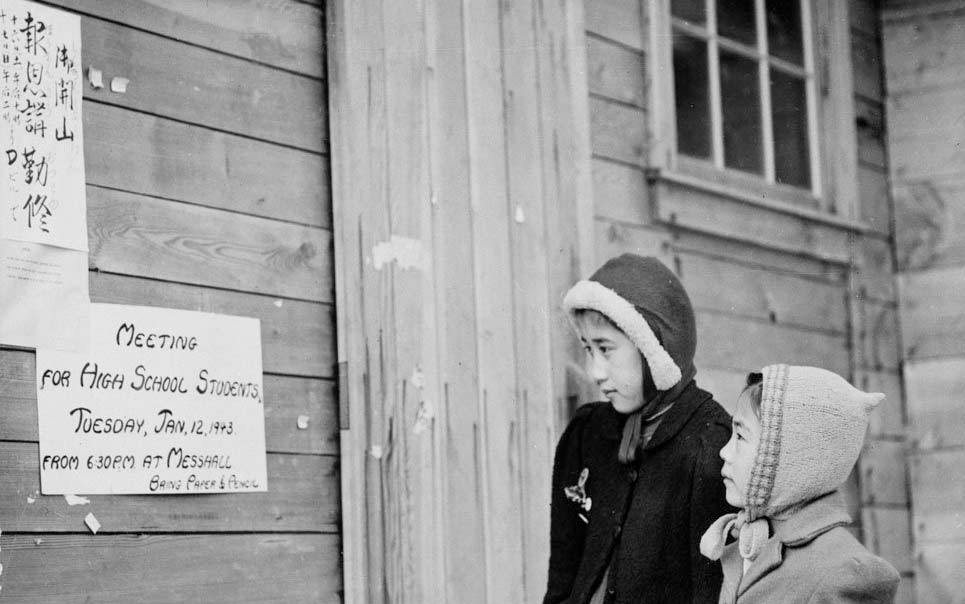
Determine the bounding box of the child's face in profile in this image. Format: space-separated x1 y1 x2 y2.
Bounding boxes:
720 389 761 508
575 311 645 414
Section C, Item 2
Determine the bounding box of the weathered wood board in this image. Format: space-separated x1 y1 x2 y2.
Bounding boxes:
0 533 342 604
87 187 332 302
590 96 647 166
0 443 339 532
587 35 646 107
899 267 965 361
84 104 331 228
43 0 325 77
81 18 327 152
584 0 643 50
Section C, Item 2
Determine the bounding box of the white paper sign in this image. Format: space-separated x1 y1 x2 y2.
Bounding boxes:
1 0 87 251
36 303 267 494
0 238 89 350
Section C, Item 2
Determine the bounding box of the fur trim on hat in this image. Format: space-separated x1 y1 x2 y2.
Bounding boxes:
563 279 683 391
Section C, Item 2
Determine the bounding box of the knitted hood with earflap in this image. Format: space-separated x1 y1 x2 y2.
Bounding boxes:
700 364 884 564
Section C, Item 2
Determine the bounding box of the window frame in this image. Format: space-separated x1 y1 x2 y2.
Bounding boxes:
660 0 824 204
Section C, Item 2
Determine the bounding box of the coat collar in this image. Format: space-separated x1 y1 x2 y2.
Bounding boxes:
597 380 710 447
722 491 852 597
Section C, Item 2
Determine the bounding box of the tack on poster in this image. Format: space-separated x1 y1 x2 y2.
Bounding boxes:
36 303 268 495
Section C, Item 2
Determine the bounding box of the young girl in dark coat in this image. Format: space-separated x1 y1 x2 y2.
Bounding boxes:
544 254 733 604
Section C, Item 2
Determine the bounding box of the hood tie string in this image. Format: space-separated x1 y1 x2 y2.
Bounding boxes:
700 510 769 568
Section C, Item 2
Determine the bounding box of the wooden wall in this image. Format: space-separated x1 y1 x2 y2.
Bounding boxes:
0 1 339 602
586 1 914 601
328 0 593 602
884 1 965 601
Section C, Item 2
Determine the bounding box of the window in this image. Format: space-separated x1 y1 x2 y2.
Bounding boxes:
670 0 818 193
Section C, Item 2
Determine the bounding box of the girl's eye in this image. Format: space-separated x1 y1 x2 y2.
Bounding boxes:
582 345 592 354
736 433 745 442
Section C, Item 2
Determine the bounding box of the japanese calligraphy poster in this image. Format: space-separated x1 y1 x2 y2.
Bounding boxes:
1 0 86 249
36 304 268 495
1 0 89 351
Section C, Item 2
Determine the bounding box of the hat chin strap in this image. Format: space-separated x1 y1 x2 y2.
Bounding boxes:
699 510 769 563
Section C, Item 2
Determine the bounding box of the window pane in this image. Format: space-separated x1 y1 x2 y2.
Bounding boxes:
720 51 762 174
672 0 706 25
717 0 756 46
673 33 712 159
766 0 803 65
770 70 810 187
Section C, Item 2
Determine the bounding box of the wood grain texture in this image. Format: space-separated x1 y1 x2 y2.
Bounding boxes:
593 220 670 268
860 439 909 506
861 507 914 574
590 96 647 165
87 187 332 302
43 0 325 77
671 229 848 285
0 442 338 532
694 311 851 376
899 266 965 360
0 349 335 454
501 0 556 596
593 159 650 225
851 29 884 102
857 235 897 302
857 369 906 438
464 0 526 599
855 300 902 371
858 165 891 237
884 11 965 94
84 103 330 228
82 18 326 151
904 358 965 450
889 93 965 177
915 542 965 604
851 0 879 36
910 449 965 544
89 273 335 378
587 35 646 107
653 178 853 264
677 252 848 334
855 98 886 170
584 0 643 49
0 533 341 603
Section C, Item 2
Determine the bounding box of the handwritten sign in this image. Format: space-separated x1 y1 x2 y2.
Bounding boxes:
1 0 86 251
36 304 268 494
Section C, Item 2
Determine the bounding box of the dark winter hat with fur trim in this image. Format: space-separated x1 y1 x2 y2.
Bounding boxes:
563 254 696 392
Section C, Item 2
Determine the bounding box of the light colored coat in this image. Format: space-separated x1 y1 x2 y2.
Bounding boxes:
718 495 899 604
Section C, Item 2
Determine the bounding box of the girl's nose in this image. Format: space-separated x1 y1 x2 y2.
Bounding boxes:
719 436 733 462
588 353 607 384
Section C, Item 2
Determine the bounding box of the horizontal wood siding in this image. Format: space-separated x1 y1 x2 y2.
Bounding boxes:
0 2 338 602
884 2 965 602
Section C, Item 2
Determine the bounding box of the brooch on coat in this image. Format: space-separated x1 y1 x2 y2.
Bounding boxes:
564 467 592 523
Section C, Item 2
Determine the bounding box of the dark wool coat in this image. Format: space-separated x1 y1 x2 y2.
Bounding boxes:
544 382 733 604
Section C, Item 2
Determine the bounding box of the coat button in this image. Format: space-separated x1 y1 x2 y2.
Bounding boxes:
612 524 622 537
627 469 638 482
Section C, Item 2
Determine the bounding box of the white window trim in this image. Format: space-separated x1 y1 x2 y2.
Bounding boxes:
658 0 823 201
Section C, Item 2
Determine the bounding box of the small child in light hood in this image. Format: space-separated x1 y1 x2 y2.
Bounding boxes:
700 365 900 604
